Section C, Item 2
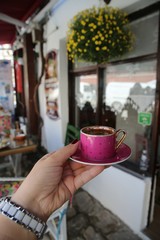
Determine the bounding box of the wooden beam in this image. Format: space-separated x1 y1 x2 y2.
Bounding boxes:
23 33 38 135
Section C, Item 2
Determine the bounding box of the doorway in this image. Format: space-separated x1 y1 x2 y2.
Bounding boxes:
144 134 160 240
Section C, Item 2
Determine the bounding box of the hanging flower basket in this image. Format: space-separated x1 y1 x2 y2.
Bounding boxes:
67 6 134 64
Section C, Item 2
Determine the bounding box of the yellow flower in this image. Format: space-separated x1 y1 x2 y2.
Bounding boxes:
118 29 122 34
81 29 86 34
105 15 108 20
81 20 86 26
96 47 100 51
89 23 93 27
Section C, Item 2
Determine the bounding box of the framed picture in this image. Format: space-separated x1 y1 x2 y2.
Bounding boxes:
45 50 57 80
45 50 59 120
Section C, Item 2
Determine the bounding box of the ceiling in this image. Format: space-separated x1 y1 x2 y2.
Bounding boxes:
0 0 49 45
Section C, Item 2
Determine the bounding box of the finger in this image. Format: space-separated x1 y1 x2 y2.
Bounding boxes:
39 152 54 161
74 166 104 190
46 141 79 165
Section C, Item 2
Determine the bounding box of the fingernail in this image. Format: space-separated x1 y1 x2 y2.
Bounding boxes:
71 139 79 144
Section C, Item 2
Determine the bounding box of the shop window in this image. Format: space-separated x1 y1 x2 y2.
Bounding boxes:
103 60 156 174
118 11 159 60
74 74 98 128
68 5 160 176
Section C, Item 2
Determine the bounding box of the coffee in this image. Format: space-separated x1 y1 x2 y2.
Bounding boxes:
82 127 113 136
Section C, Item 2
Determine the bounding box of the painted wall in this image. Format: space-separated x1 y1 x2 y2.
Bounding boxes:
36 0 152 234
39 0 106 152
83 167 151 233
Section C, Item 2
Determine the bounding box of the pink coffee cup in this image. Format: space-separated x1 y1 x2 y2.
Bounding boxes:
80 126 126 162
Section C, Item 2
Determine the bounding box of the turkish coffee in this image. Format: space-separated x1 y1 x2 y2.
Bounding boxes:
82 127 114 136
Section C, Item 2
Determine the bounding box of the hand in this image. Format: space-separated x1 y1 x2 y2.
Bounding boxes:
12 141 105 221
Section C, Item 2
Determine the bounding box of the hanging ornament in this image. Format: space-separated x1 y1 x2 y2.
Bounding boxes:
104 0 111 5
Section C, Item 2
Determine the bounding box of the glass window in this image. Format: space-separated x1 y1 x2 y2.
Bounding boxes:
74 74 97 128
103 60 157 174
116 12 159 60
0 44 16 107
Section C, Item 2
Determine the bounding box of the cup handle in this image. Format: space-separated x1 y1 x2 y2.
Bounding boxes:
115 129 126 150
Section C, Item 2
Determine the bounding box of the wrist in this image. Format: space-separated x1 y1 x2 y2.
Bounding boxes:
9 195 45 221
0 197 47 239
11 193 40 216
11 192 48 222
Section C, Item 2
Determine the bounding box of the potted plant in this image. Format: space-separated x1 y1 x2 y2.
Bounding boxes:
67 6 134 64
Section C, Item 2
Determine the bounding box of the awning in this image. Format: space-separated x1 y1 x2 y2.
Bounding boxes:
0 0 49 44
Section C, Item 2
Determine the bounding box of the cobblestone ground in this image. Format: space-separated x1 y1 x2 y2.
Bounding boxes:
67 189 142 240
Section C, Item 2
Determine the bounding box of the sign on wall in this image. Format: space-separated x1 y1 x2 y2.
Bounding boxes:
138 112 152 126
45 50 59 120
0 60 14 112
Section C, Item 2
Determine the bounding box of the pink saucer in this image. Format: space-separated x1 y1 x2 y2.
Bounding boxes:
70 143 131 166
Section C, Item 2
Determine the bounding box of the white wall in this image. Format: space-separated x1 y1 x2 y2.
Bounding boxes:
39 0 107 151
37 0 152 234
83 167 151 233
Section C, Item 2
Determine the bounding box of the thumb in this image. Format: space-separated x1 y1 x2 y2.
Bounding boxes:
47 140 79 165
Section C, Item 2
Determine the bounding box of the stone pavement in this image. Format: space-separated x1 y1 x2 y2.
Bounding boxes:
66 188 143 240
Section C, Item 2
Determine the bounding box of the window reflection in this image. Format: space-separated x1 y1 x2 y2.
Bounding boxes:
75 74 97 128
119 12 159 60
104 60 156 172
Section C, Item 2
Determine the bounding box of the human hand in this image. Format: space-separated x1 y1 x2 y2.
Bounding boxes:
12 140 105 221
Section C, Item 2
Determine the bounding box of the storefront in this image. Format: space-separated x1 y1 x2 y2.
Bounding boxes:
67 2 160 235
